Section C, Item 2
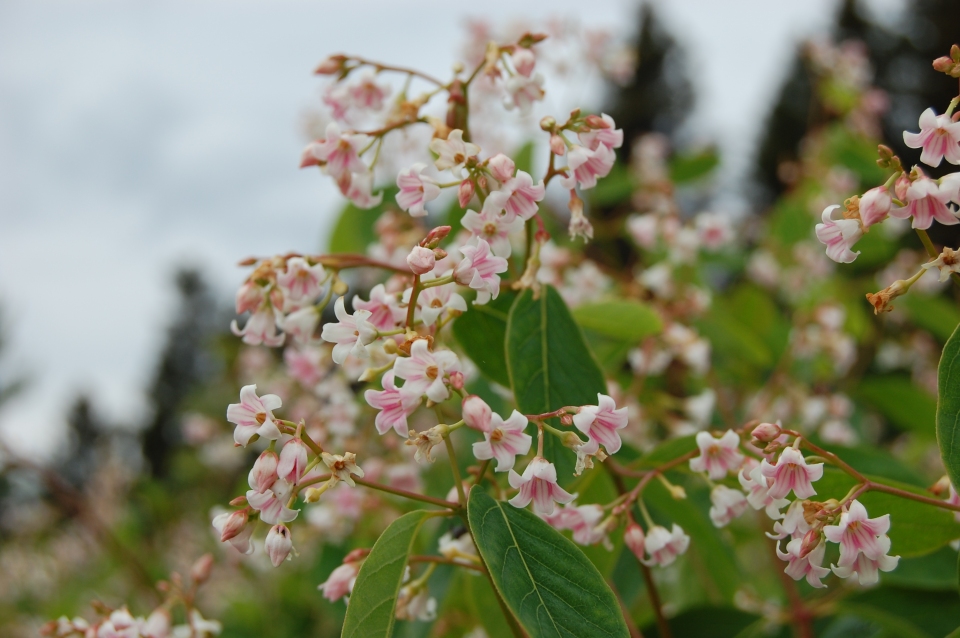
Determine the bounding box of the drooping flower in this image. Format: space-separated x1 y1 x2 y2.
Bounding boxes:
831 534 900 585
231 306 284 347
859 186 892 229
623 523 646 562
247 477 298 525
504 73 545 115
406 424 447 464
429 129 480 175
689 430 744 480
344 171 383 209
902 107 960 167
739 463 790 519
708 485 749 527
501 170 546 221
472 410 532 472
321 451 365 486
277 257 326 303
411 273 467 326
511 48 536 77
282 305 321 343
815 204 862 264
251 450 279 493
823 499 891 567
767 499 812 540
579 113 624 152
226 385 283 447
364 371 420 437
352 283 405 331
889 173 959 230
560 143 616 190
454 238 509 302
301 123 369 178
438 530 479 564
277 437 309 484
348 71 391 110
320 297 379 364
640 524 690 567
396 163 441 217
461 193 523 257
318 561 361 602
508 457 575 515
572 393 629 454
265 524 294 567
396 587 437 622
542 503 605 546
776 538 830 588
393 339 460 402
760 446 824 500
212 510 255 555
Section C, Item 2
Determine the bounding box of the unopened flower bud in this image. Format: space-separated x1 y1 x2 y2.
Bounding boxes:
477 174 488 190
266 524 294 567
751 422 781 443
623 523 646 561
314 54 347 75
344 547 371 564
895 172 911 201
449 371 464 390
511 48 536 77
218 509 248 542
190 553 214 584
560 413 574 426
332 278 349 295
407 246 436 275
931 475 952 496
433 248 448 261
540 116 556 131
462 395 492 430
798 528 821 558
488 153 516 182
423 225 452 247
252 450 279 493
585 114 610 129
228 495 249 507
763 441 781 455
458 179 475 208
235 281 263 314
549 133 566 157
383 339 399 355
560 431 585 449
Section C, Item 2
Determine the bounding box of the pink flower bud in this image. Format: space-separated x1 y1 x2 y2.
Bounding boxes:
458 179 475 208
433 248 448 261
277 438 309 484
235 281 263 314
624 523 646 561
217 509 249 542
550 134 566 157
560 414 574 426
488 153 516 182
265 524 293 567
798 528 820 559
895 173 911 201
407 246 437 275
750 422 781 443
314 55 346 75
585 114 610 129
512 48 536 77
424 225 452 246
190 553 214 584
449 371 465 391
462 395 492 431
228 495 248 507
252 450 279 493
859 186 891 229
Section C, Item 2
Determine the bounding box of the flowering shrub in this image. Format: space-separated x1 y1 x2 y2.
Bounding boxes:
26 26 960 638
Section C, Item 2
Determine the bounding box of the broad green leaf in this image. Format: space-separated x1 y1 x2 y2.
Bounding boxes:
572 299 662 343
506 286 607 477
838 586 960 638
938 322 960 490
856 375 937 436
641 606 760 638
513 140 535 175
342 510 431 638
589 162 633 206
327 187 399 253
467 488 629 638
668 148 719 183
880 546 959 591
903 294 960 343
811 440 925 487
452 290 518 387
814 469 960 557
633 435 697 469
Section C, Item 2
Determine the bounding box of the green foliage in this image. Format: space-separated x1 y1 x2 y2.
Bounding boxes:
327 187 399 253
452 290 517 387
572 299 662 342
506 286 607 477
341 511 431 638
641 606 763 638
856 375 937 437
467 488 630 638
668 147 719 183
938 322 960 490
836 587 960 638
902 294 960 343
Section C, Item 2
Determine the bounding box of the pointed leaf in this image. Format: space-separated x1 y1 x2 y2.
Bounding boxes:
452 290 517 387
937 322 960 488
467 488 629 638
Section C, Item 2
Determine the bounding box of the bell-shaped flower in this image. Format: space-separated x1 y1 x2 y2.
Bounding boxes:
709 485 749 528
859 186 892 229
512 48 536 77
409 274 467 326
212 508 248 543
251 450 279 493
560 143 616 190
903 107 960 167
889 173 959 230
501 170 546 221
396 163 441 217
462 395 492 430
321 451 365 486
454 238 509 302
393 339 460 402
760 446 824 500
318 561 360 602
344 171 383 210
776 538 830 588
303 122 369 178
623 523 646 562
640 524 690 567
739 463 790 519
504 73 545 115
815 204 862 263
508 457 574 515
265 524 294 567
231 305 284 347
352 283 405 331
277 257 326 303
823 499 891 567
321 297 379 364
211 510 254 555
461 192 523 257
348 71 391 110
689 430 744 479
247 477 298 525
438 530 479 564
767 499 812 540
542 503 605 546
572 393 629 455
364 370 421 436
277 437 309 484
281 305 321 344
227 385 283 447
831 534 899 585
396 588 437 622
429 129 480 176
472 409 532 472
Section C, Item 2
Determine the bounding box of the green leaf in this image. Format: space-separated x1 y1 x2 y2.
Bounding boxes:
668 148 719 183
880 546 959 590
903 294 960 343
327 187 399 253
572 299 662 342
938 322 960 490
452 290 518 387
641 606 760 638
341 510 431 638
506 286 607 477
856 375 937 436
838 586 960 638
467 488 630 638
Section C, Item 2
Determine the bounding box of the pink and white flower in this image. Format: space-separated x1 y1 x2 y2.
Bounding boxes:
689 430 744 480
504 73 545 115
407 246 436 275
352 283 405 331
739 463 790 519
542 503 605 546
640 524 690 567
454 238 509 302
624 523 646 562
508 457 574 515
560 143 616 190
301 123 369 178
348 71 391 110
411 274 467 326
760 446 824 500
501 170 546 221
776 538 830 588
251 450 279 493
462 395 492 431
393 339 461 403
471 409 532 472
511 48 536 78
815 204 862 263
859 186 892 229
321 297 379 364
488 153 516 182
695 212 734 250
429 129 480 176
231 306 284 347
461 193 523 257
247 477 298 525
767 500 812 540
902 107 960 167
823 499 891 567
281 306 321 343
889 173 959 230
227 385 283 447
708 485 749 527
572 393 629 454
212 510 255 555
364 371 420 437
277 437 309 484
831 534 899 585
396 163 441 217
265 524 293 567
579 113 623 152
319 561 361 602
277 257 326 303
344 171 383 209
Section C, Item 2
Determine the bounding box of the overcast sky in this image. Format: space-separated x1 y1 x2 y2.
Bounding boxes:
0 0 902 457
